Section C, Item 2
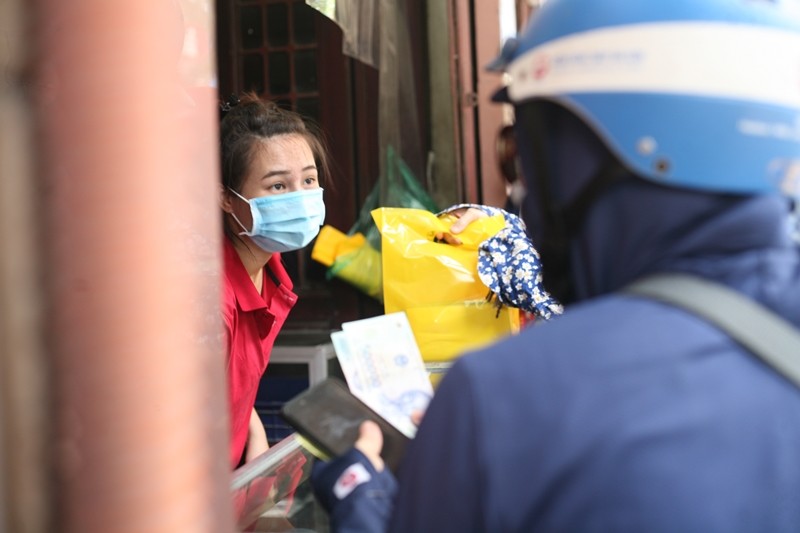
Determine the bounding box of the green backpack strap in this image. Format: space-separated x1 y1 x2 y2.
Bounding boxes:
623 273 800 390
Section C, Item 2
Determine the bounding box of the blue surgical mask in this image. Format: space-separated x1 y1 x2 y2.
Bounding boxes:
229 188 326 253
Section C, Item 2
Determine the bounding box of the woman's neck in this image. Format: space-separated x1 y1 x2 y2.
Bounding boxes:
231 237 273 289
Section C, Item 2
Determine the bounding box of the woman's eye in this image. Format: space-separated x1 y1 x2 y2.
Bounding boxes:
269 183 285 191
304 176 318 186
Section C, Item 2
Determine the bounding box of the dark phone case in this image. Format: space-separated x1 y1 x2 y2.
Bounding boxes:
280 378 409 473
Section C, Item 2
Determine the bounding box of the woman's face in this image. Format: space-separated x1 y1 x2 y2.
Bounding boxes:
228 133 319 230
241 133 319 197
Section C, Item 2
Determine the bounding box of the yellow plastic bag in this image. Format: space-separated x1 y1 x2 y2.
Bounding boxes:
311 225 366 266
372 207 520 373
311 225 383 299
404 303 519 361
327 243 382 300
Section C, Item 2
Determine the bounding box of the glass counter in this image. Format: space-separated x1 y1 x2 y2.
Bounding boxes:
232 434 329 532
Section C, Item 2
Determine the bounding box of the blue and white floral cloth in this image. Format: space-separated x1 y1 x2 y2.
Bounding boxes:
439 204 563 320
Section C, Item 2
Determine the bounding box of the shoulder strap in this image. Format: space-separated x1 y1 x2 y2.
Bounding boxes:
623 273 800 390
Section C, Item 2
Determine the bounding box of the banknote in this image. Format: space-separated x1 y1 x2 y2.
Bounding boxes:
331 312 432 437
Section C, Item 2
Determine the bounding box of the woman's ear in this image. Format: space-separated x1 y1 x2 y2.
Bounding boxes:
220 186 234 214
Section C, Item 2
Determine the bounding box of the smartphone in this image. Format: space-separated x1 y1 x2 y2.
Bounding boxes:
280 378 410 473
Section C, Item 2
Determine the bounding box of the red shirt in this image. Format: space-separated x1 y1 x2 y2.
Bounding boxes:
222 239 297 468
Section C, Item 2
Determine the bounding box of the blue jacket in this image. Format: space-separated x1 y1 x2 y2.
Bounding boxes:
313 181 800 532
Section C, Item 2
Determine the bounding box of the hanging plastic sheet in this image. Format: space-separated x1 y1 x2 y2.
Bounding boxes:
305 0 380 68
375 0 425 181
306 0 425 185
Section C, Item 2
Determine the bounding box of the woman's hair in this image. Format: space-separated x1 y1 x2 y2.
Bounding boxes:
220 92 331 192
219 92 332 241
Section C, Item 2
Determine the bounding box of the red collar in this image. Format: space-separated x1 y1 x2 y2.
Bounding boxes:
223 239 294 312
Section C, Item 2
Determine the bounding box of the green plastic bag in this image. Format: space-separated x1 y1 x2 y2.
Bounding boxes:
350 145 439 250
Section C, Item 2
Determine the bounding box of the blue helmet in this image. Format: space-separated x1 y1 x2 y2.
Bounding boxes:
496 0 800 198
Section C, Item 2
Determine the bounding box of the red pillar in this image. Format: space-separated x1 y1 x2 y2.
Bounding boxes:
35 1 232 531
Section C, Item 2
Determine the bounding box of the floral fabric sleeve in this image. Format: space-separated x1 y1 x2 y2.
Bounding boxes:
438 204 563 320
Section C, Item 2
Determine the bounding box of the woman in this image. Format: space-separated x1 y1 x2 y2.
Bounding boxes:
219 93 330 468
